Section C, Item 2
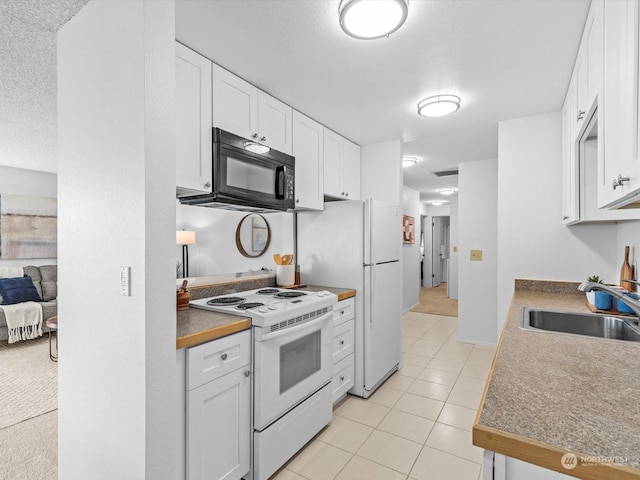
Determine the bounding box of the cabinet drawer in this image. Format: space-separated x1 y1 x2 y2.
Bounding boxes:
333 297 354 327
331 354 354 404
187 329 251 390
332 319 354 364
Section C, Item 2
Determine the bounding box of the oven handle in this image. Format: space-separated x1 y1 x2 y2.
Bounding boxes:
256 312 332 341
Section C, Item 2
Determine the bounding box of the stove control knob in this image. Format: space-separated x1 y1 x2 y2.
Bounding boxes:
258 307 268 313
267 305 277 310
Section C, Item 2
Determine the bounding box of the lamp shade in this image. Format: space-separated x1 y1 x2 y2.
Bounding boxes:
176 230 196 245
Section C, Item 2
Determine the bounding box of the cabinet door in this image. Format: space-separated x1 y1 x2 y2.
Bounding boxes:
600 0 639 208
187 367 251 480
258 91 292 155
575 2 602 136
293 110 324 210
212 64 258 141
562 80 579 225
176 42 212 195
342 139 361 200
323 128 343 198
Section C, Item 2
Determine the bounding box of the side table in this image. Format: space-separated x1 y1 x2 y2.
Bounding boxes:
46 316 58 362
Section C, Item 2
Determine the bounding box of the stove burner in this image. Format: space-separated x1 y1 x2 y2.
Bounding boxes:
207 297 246 306
236 302 265 310
274 291 307 298
256 288 281 295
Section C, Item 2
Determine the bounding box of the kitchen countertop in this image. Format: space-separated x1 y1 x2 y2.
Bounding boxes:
473 283 640 480
176 285 356 349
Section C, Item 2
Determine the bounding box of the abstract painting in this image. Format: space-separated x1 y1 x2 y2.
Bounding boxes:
403 214 415 244
0 194 57 259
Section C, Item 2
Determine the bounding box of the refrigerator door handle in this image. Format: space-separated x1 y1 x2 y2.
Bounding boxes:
370 264 375 323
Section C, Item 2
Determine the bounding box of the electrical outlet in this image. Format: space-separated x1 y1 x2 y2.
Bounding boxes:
470 250 483 261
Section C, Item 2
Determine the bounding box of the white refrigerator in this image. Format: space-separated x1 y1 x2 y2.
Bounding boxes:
297 199 402 398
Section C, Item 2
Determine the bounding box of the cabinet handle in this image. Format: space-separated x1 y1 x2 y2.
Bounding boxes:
576 110 586 121
340 340 345 345
563 215 569 220
612 174 630 190
340 376 345 382
341 192 345 196
260 136 266 142
204 181 211 189
296 199 300 204
340 310 345 315
221 353 228 361
244 370 251 377
345 192 349 197
252 133 258 139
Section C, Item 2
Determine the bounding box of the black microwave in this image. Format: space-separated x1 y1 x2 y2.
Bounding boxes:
179 128 295 212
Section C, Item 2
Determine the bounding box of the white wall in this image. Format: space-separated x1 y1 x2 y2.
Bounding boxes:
176 204 294 276
497 112 618 332
402 186 421 312
58 1 176 478
458 159 498 345
0 166 57 266
361 139 403 205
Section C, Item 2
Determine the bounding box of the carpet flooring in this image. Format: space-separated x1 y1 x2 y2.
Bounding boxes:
0 336 58 479
410 283 459 317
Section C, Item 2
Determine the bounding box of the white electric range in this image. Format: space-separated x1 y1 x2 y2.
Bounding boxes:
190 287 337 480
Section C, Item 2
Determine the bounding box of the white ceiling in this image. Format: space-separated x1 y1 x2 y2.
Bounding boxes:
1 0 589 203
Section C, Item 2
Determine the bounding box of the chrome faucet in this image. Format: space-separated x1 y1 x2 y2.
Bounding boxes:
578 282 640 324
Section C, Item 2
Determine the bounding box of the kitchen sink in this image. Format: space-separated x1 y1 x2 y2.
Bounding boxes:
521 308 640 342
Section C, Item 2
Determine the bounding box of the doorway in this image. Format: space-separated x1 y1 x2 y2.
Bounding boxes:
421 216 450 290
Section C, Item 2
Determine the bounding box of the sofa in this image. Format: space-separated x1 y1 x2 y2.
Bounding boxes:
0 265 57 342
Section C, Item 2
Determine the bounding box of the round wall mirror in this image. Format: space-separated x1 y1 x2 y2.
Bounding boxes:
235 214 271 258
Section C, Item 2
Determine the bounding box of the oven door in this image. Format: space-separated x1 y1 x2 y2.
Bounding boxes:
214 139 294 211
254 312 333 430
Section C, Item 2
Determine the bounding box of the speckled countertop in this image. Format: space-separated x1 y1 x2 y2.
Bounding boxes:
474 281 640 479
176 285 355 349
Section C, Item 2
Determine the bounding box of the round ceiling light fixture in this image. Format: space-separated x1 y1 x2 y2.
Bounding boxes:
437 187 458 196
429 200 445 206
339 0 409 40
417 94 461 118
402 156 417 168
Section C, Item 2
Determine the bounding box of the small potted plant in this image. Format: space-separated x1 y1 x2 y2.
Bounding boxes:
585 275 603 306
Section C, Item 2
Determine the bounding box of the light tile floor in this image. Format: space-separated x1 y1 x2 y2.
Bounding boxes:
272 312 496 480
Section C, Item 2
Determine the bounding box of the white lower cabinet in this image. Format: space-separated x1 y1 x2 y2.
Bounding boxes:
331 297 355 404
484 451 576 480
185 330 251 480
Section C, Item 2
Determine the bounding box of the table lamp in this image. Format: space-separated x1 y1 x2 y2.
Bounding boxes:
176 230 196 278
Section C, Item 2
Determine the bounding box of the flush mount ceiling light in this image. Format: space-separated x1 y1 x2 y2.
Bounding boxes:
429 200 445 206
437 187 458 196
417 94 461 118
402 156 417 168
339 0 409 40
244 141 270 154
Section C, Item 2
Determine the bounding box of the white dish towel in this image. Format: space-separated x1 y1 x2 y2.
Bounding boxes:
1 302 43 344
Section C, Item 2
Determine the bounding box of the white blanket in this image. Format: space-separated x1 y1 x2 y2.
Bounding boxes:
0 302 43 344
0 266 24 279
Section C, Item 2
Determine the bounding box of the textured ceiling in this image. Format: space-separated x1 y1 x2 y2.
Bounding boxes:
0 0 88 173
177 0 590 202
1 0 589 202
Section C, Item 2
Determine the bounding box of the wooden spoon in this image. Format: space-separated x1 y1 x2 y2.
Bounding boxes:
282 254 294 265
273 253 282 265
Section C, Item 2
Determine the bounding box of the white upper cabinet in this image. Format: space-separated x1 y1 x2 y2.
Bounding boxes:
599 0 640 208
175 42 212 195
323 128 361 200
212 64 292 155
292 110 324 210
574 2 602 136
561 79 579 225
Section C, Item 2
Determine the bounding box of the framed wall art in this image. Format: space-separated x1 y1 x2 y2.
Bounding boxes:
0 193 57 259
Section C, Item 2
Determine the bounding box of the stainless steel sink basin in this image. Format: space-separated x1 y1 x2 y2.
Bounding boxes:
521 307 640 342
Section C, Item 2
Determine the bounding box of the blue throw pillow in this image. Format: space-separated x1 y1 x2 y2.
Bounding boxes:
0 276 42 305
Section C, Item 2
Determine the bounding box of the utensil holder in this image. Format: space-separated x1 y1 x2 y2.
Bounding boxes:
177 290 190 311
276 265 295 286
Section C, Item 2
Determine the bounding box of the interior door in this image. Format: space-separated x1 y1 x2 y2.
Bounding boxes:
364 261 401 392
432 217 443 287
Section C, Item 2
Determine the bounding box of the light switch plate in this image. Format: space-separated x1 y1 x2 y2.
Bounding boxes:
120 266 131 296
470 250 483 261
